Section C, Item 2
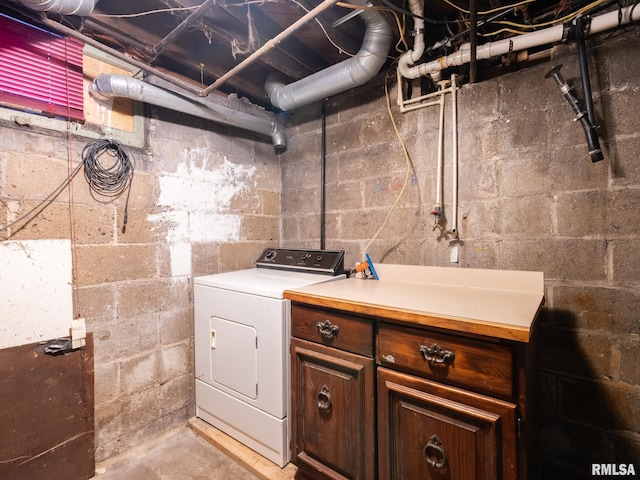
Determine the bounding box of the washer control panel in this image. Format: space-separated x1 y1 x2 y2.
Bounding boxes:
256 248 345 275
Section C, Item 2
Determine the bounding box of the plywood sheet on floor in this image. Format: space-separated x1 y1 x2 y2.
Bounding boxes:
188 417 297 480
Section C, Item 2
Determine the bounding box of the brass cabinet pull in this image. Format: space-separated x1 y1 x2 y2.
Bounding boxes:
419 343 455 367
423 435 447 469
317 320 340 339
317 385 332 411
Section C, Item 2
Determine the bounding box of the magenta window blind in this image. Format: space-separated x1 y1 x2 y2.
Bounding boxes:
0 14 84 121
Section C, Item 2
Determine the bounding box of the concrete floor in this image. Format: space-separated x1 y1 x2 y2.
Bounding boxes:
93 424 258 480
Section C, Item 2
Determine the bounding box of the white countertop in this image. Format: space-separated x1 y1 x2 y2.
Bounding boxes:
284 264 544 343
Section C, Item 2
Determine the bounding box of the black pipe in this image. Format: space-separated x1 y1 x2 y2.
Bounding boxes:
469 0 477 83
320 101 326 250
574 16 596 126
545 65 604 162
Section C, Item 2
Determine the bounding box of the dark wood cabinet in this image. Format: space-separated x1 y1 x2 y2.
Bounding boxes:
377 367 518 480
289 301 535 480
290 305 375 480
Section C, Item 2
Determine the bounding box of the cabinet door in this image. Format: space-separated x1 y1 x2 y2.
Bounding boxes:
291 337 375 480
378 367 518 480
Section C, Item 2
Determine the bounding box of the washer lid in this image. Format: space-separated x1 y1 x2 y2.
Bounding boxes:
194 268 343 298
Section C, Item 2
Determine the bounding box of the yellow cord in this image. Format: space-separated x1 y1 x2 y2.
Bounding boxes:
491 0 607 30
363 73 412 255
440 0 536 16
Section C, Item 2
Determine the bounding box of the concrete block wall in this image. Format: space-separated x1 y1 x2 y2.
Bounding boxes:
0 100 280 460
280 27 640 477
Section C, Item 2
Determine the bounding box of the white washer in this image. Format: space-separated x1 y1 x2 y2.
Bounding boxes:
194 249 345 467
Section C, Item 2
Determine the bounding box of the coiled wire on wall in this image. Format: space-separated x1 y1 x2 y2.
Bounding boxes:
0 139 134 236
82 139 134 232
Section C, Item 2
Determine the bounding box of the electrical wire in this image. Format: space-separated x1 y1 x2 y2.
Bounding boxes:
0 162 84 234
363 72 412 255
377 0 462 25
441 0 536 16
492 0 608 29
0 139 135 236
82 139 135 233
93 6 202 18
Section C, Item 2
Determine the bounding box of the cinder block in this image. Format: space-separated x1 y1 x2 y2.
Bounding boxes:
260 190 280 216
456 240 501 269
605 88 640 137
94 361 119 405
93 315 159 364
497 195 554 238
499 110 551 153
281 187 319 216
190 242 220 277
539 327 615 380
557 190 640 236
75 244 158 285
610 135 640 187
76 284 117 328
502 239 606 281
159 308 192 346
1 151 71 199
551 285 640 334
114 206 160 244
218 242 265 271
618 339 640 387
326 181 364 211
612 239 640 284
118 278 188 319
117 387 162 437
240 214 278 241
159 372 194 416
120 350 161 395
457 156 499 200
94 397 124 460
284 102 321 135
558 376 640 434
160 343 192 384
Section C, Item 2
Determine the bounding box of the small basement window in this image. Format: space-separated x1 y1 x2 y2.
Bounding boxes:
0 13 144 148
0 13 84 122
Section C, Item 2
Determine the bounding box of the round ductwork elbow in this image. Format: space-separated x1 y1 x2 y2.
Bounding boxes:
19 0 98 16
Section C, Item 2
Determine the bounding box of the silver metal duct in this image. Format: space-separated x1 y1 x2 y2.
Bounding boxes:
90 74 286 149
264 0 393 111
19 0 98 15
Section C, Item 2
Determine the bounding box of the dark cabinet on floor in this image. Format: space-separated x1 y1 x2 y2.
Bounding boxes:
289 303 535 480
290 305 375 480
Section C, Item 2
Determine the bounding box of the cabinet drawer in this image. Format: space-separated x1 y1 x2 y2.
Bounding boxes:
377 367 518 480
377 322 513 398
291 304 374 357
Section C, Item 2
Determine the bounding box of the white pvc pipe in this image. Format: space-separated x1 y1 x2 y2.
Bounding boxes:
435 91 446 211
451 74 459 238
398 0 425 78
401 5 640 79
